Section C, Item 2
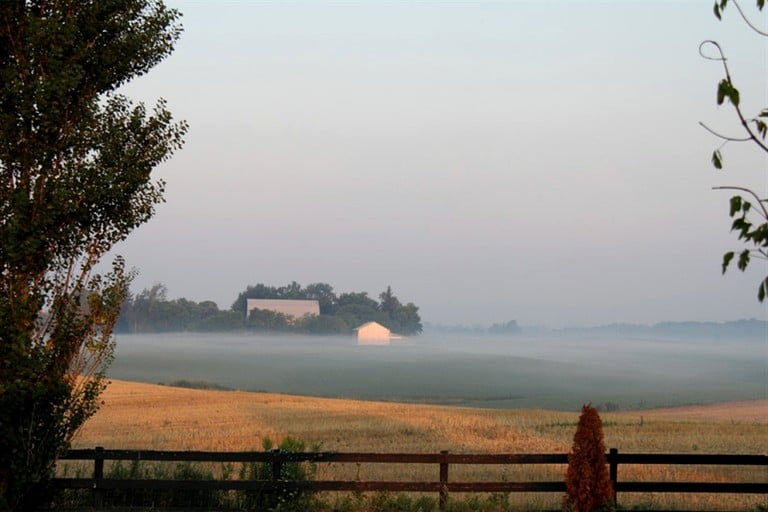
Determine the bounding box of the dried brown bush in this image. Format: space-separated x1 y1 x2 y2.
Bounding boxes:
564 404 614 512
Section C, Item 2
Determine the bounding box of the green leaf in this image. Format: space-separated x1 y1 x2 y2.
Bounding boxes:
737 249 750 271
729 195 742 216
722 251 734 273
759 277 768 302
759 109 768 118
714 2 722 19
717 79 740 107
730 85 740 107
717 80 727 105
712 149 723 169
758 0 765 10
754 119 767 139
731 217 751 239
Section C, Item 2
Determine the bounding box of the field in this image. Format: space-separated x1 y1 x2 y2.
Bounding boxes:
108 333 767 412
67 379 768 511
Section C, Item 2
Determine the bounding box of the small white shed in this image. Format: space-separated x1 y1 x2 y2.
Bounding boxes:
356 321 391 345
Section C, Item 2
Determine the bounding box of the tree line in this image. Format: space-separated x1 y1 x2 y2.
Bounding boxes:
118 282 423 336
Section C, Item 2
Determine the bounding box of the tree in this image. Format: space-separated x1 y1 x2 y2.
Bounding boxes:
304 282 337 315
378 286 423 335
300 314 348 334
701 0 768 300
231 283 287 313
378 286 401 316
0 2 186 510
564 404 614 512
335 302 385 330
389 302 423 336
336 291 380 311
248 308 290 331
122 284 224 332
488 320 521 335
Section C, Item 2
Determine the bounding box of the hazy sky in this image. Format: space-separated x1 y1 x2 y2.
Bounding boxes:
112 1 768 328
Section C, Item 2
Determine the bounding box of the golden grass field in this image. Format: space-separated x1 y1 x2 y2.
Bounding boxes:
68 380 767 510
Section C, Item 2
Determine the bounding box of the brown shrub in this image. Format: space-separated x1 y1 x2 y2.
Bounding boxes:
564 404 614 512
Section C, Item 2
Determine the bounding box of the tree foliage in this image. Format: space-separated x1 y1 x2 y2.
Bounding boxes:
118 282 423 336
564 404 614 512
0 2 186 509
701 0 768 301
230 282 423 335
487 320 521 335
120 283 226 332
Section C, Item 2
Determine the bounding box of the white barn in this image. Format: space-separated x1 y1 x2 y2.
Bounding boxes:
246 299 320 319
356 321 392 345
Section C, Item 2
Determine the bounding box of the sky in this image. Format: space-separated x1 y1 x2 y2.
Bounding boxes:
111 1 768 328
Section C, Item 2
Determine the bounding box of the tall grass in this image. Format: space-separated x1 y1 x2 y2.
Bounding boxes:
66 380 767 511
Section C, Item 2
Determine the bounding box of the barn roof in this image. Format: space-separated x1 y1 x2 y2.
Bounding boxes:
246 299 320 318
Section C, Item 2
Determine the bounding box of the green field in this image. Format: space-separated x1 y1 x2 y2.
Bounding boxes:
109 333 766 411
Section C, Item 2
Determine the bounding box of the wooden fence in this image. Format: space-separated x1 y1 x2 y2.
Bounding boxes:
54 448 768 510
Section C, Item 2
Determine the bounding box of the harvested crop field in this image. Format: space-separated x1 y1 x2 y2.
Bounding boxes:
74 380 766 453
66 380 766 511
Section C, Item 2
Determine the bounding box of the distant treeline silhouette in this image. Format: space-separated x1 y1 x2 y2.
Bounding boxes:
117 282 422 335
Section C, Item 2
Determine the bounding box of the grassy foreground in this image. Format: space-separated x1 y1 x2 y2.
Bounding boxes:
68 380 767 510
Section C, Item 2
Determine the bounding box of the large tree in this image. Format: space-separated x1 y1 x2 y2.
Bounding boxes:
702 0 768 300
0 2 186 510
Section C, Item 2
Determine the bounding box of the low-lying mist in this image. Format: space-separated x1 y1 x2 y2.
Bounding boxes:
108 333 765 411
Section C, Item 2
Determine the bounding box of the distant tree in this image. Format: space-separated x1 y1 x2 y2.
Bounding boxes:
189 311 243 332
230 283 422 335
248 308 290 331
276 281 303 299
197 300 221 318
336 291 380 310
488 320 521 335
123 285 229 332
564 404 614 512
389 302 423 335
378 286 423 335
0 2 186 509
300 314 348 334
304 282 338 315
335 303 385 330
230 283 280 312
379 286 402 316
231 281 309 313
701 0 768 300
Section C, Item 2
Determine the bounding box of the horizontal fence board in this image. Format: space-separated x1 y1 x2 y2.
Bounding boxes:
54 448 767 511
61 450 570 465
612 453 768 466
52 479 568 493
60 450 767 467
615 482 768 494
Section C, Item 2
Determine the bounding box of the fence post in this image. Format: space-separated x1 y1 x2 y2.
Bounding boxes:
439 450 449 511
271 449 283 481
609 448 618 506
93 446 104 509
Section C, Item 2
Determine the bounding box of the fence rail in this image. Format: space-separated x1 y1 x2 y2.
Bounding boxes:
54 447 768 510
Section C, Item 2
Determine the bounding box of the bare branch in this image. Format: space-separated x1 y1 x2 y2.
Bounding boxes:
699 121 752 142
699 40 729 69
731 0 768 37
713 185 768 218
732 98 768 153
700 41 768 153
